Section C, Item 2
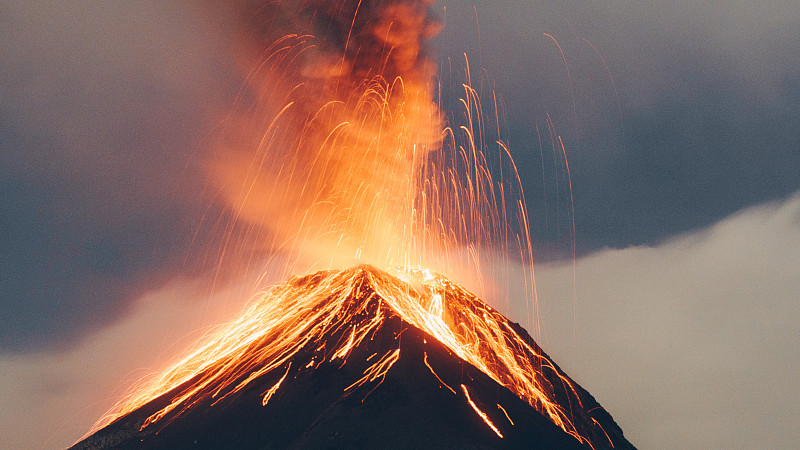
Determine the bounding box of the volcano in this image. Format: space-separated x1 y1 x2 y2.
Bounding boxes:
72 266 634 449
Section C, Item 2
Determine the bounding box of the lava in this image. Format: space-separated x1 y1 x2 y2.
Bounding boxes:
206 0 536 311
86 266 622 448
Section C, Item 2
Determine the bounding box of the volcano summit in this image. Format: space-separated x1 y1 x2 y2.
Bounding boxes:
73 266 634 449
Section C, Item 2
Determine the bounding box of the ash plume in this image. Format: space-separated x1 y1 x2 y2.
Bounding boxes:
245 0 441 83
207 0 445 273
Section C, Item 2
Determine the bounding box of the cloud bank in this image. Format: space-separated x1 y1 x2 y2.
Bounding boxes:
435 1 800 254
532 194 800 449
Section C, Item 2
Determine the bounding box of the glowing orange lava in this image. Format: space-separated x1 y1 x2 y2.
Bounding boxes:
84 1 603 448
91 266 594 447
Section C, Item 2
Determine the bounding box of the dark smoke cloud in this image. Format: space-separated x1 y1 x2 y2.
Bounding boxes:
435 1 800 257
0 1 242 352
244 0 440 82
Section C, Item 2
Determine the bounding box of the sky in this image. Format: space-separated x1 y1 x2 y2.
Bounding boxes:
2 1 799 448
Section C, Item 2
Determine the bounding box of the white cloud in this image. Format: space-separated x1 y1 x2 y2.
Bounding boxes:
0 268 276 450
529 194 800 449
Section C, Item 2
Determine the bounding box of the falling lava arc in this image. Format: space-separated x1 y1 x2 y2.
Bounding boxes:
73 266 635 449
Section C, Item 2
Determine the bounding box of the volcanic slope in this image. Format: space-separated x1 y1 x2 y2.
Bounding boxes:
73 265 635 449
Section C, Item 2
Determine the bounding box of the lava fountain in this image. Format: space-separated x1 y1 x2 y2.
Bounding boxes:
207 0 443 271
76 1 633 449
204 0 532 303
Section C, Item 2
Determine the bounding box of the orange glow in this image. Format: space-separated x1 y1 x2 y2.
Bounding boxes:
461 384 503 439
593 417 616 449
344 348 401 397
208 30 536 310
497 402 514 425
261 363 291 406
89 266 592 446
85 1 599 448
424 350 456 394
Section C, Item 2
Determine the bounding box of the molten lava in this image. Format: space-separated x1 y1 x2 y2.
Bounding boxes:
81 266 632 449
204 0 536 311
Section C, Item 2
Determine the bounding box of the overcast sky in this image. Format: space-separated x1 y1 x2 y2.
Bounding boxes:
2 1 799 449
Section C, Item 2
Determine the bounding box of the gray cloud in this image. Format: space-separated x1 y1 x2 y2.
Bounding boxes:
0 258 294 450
0 276 238 449
530 195 800 449
434 1 800 255
0 1 242 351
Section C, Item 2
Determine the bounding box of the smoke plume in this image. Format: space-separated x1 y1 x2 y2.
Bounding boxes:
207 0 444 274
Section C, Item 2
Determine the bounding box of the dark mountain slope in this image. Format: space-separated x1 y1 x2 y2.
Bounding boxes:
73 266 634 449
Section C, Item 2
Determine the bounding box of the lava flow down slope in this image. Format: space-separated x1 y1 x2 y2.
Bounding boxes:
73 266 634 449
